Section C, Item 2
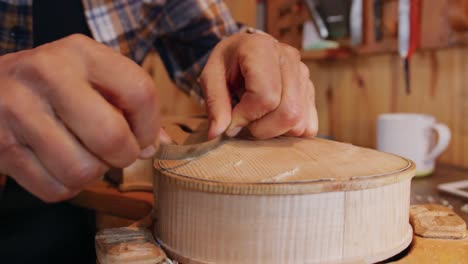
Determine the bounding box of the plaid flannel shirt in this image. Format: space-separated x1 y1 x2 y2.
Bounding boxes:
0 0 240 97
0 0 241 198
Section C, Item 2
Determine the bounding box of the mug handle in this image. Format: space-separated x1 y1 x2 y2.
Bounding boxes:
426 123 451 162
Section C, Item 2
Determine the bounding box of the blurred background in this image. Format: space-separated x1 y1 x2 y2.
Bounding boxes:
145 0 468 169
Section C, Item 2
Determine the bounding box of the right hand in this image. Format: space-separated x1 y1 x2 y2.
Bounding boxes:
0 34 161 202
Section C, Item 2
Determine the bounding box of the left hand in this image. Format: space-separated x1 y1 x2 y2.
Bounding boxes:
200 33 318 139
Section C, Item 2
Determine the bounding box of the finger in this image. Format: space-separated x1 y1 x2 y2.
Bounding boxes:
284 104 308 137
78 36 160 151
303 80 319 137
159 128 173 145
286 79 318 137
44 78 141 168
226 36 282 136
11 90 109 189
199 55 232 139
39 35 160 152
15 42 143 166
303 107 319 137
248 45 304 139
286 64 312 137
0 144 76 203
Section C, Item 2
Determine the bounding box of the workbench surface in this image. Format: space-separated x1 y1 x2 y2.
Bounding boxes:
411 164 468 222
73 163 468 228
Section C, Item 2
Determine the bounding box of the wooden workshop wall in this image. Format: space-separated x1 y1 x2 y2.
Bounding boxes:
264 0 468 168
307 47 468 168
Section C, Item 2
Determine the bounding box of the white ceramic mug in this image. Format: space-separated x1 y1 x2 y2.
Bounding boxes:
377 113 451 176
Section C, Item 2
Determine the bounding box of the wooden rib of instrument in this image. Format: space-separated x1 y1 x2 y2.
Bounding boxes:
153 117 415 264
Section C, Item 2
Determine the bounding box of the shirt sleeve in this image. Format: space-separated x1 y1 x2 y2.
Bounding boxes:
148 0 240 101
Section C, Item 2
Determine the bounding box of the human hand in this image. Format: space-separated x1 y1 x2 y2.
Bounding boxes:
0 34 161 202
200 33 318 139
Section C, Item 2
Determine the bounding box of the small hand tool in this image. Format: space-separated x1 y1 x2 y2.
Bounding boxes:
374 0 383 42
398 0 421 95
350 0 363 46
155 134 224 160
304 0 329 39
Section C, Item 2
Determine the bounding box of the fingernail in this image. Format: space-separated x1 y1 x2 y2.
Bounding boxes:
226 126 243 137
159 129 172 144
208 121 224 139
139 145 156 159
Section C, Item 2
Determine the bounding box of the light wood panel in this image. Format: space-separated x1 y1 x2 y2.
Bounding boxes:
393 235 468 264
153 117 415 264
224 0 257 27
155 160 413 263
307 47 468 168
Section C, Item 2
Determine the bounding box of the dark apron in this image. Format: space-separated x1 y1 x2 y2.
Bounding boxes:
1 1 95 263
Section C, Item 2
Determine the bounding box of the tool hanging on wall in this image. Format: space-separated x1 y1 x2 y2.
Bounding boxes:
374 0 383 42
398 0 421 95
304 0 329 39
316 0 352 39
350 0 363 46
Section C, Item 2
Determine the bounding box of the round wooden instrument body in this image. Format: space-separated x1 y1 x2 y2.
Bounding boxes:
154 120 415 264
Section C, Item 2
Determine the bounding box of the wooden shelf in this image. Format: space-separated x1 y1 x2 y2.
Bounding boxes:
269 0 468 62
300 37 468 62
301 38 398 61
301 48 353 60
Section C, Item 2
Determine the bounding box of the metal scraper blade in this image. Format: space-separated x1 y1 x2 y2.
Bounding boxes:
155 135 224 160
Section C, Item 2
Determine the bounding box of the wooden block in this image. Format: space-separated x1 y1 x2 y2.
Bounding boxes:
96 214 136 231
70 180 153 221
96 227 168 264
410 204 467 239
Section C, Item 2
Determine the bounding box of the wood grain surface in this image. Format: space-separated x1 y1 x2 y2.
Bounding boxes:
96 226 167 264
409 204 467 239
157 137 414 195
81 163 468 264
153 117 415 264
156 117 414 194
155 178 413 264
307 47 468 169
392 235 468 264
392 203 468 264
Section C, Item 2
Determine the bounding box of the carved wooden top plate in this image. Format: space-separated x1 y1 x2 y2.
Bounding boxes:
155 117 415 195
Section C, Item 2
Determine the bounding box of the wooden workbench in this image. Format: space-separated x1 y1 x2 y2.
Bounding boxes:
81 163 468 263
410 164 468 223
71 163 468 229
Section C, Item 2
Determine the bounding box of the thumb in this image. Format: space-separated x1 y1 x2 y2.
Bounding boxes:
200 62 232 139
159 128 172 144
139 128 171 159
225 100 252 137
